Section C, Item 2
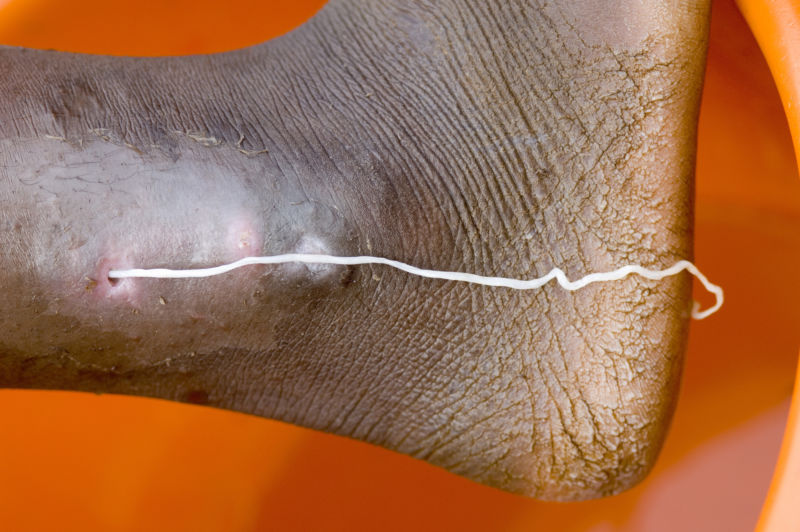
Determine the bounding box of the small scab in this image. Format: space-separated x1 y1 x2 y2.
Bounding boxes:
237 232 252 250
84 276 98 292
339 265 357 287
226 215 263 259
186 389 209 405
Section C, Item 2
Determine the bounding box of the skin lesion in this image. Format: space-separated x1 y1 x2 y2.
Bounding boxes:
0 0 710 500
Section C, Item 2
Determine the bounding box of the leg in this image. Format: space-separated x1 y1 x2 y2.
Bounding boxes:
0 0 709 499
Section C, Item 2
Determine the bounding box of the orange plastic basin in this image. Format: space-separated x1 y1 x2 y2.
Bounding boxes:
0 1 797 530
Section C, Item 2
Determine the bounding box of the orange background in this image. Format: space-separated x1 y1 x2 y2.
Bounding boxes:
0 1 797 530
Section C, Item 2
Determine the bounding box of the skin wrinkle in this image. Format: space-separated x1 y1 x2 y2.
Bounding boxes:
437 22 547 262
388 290 477 450
317 6 500 263
304 290 377 429
424 326 506 464
357 298 456 440
440 6 529 241
316 313 390 433
282 37 456 264
413 302 512 456
357 286 465 444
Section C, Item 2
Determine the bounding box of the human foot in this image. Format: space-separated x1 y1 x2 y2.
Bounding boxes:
0 0 710 500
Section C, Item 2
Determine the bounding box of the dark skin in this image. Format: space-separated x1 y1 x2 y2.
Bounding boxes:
0 0 709 500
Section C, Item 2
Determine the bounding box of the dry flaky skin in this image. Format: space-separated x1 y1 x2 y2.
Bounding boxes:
0 0 709 500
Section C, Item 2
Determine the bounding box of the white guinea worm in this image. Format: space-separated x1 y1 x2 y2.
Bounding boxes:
109 254 722 320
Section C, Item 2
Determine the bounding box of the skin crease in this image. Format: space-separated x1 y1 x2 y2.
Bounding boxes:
0 0 710 500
